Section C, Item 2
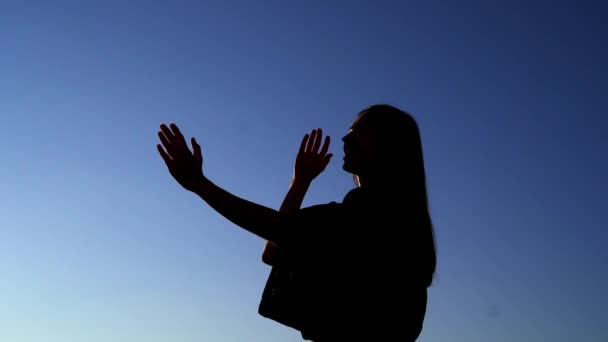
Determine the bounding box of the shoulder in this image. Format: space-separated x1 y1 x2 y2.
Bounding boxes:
285 202 342 228
298 201 342 215
278 201 342 244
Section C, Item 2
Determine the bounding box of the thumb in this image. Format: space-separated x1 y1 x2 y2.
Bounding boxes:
323 153 333 166
191 137 202 160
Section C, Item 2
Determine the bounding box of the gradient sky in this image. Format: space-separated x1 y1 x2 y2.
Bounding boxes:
1 1 606 341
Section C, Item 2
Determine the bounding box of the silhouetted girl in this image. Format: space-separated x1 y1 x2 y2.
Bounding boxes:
157 104 436 341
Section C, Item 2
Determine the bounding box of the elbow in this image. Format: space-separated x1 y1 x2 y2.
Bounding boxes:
260 212 290 266
262 253 274 266
262 241 279 266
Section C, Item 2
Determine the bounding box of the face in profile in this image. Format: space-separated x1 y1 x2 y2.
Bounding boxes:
341 112 379 176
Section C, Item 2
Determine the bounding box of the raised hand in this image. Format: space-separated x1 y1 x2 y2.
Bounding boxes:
293 128 333 184
157 123 204 192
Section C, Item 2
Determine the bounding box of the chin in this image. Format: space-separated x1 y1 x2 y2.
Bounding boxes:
342 160 357 174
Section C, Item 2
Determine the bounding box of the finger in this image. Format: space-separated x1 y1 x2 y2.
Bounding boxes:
322 153 333 167
312 128 323 153
160 124 175 144
157 144 173 166
299 134 309 154
319 135 330 156
191 137 202 161
170 123 187 146
306 129 317 153
158 131 172 152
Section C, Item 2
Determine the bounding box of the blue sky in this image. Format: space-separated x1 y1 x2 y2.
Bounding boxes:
1 1 606 341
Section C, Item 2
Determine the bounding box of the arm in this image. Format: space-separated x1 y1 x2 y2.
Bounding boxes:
262 128 332 265
193 176 288 243
262 178 310 265
157 122 288 244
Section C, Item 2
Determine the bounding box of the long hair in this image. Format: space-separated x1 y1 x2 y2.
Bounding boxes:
357 104 437 286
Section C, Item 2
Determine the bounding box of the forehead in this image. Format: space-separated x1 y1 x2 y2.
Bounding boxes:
351 111 374 130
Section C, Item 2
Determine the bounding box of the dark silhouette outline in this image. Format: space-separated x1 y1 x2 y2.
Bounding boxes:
157 104 436 341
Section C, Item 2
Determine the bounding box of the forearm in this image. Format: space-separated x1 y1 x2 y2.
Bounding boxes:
193 176 285 243
280 177 310 213
262 178 310 265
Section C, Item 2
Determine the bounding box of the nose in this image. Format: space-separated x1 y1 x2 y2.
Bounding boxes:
342 131 352 143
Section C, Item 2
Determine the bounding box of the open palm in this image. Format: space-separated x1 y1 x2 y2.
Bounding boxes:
157 123 204 192
293 128 332 183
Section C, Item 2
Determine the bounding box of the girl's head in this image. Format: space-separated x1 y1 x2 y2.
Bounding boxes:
342 104 426 191
342 104 436 285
